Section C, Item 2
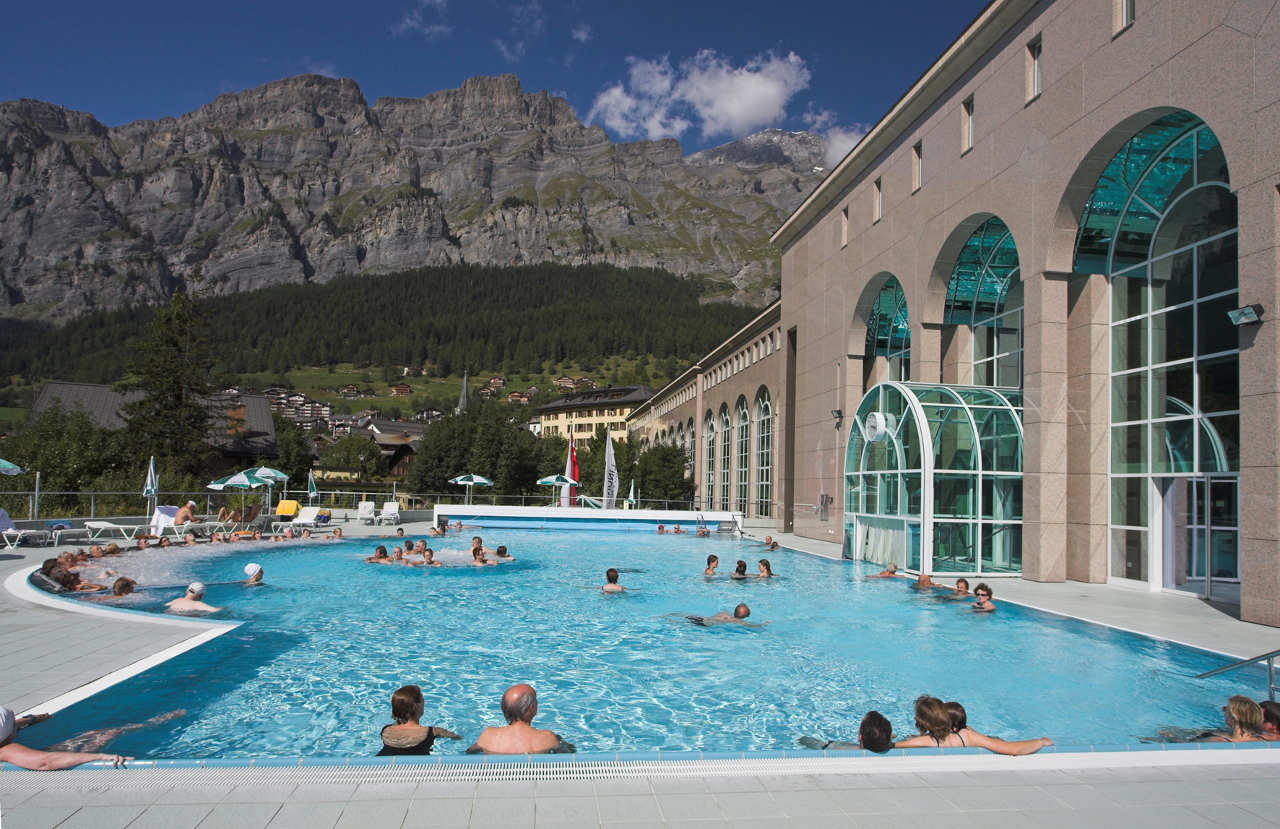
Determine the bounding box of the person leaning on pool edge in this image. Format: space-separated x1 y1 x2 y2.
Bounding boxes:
376 685 461 756
466 684 574 754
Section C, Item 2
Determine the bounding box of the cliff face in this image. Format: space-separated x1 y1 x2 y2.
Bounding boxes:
0 74 826 321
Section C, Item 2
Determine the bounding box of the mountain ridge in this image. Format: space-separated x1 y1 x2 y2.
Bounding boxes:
0 73 827 321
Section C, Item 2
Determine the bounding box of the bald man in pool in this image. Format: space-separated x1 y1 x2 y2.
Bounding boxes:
465 685 575 754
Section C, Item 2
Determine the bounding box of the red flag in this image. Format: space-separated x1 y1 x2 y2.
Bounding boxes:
569 443 579 506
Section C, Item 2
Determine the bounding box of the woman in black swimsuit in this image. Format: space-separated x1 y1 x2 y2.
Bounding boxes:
376 684 463 756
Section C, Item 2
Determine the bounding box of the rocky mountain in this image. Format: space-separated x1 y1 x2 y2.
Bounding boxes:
0 74 826 321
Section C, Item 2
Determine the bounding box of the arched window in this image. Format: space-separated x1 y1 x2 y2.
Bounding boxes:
703 412 716 510
719 406 732 510
865 277 911 380
1074 112 1238 594
944 216 1023 387
755 389 773 517
735 397 750 513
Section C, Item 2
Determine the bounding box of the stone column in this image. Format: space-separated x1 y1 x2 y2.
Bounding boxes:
1021 270 1071 582
914 321 943 384
940 325 973 385
1065 273 1109 583
1237 182 1280 627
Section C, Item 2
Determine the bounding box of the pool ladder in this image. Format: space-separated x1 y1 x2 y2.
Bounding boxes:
1195 646 1280 700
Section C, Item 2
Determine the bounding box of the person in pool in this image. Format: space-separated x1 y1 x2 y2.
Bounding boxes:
421 548 442 567
940 578 970 599
112 577 135 596
165 582 220 614
494 545 514 561
696 526 711 537
730 560 749 580
972 583 996 612
871 562 902 578
656 524 666 534
1260 700 1280 741
0 706 131 770
244 563 264 585
471 548 497 567
799 711 895 753
365 546 393 564
686 603 766 628
466 684 574 755
376 684 461 756
757 559 774 578
603 567 626 593
704 555 719 576
470 536 494 557
911 572 937 590
1201 696 1266 742
672 524 687 534
763 535 774 546
941 700 1053 755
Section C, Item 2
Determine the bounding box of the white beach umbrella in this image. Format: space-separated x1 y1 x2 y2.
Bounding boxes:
537 473 578 505
448 473 493 505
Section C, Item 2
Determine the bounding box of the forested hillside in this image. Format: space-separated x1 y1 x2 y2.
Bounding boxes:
0 263 760 385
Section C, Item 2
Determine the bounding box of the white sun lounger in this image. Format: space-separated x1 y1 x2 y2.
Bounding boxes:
0 508 51 548
272 506 324 535
85 520 142 541
357 501 377 525
376 501 401 525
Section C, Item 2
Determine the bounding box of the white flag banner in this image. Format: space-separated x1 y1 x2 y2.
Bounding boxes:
602 435 619 510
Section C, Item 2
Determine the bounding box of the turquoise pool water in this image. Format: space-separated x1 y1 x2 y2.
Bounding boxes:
23 530 1266 758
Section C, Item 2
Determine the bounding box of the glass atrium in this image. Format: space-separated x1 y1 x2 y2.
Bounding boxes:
844 382 1023 575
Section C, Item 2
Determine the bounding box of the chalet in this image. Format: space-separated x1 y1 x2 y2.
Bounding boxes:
390 383 412 397
339 384 361 398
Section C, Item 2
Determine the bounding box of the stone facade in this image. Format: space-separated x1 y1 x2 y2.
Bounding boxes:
628 303 783 518
771 0 1280 624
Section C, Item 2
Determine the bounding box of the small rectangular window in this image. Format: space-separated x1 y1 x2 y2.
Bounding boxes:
1026 36 1042 101
961 96 975 153
1116 0 1136 31
911 141 923 192
840 206 849 247
873 177 882 222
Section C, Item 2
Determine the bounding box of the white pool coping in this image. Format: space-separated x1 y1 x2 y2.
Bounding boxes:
3 566 240 717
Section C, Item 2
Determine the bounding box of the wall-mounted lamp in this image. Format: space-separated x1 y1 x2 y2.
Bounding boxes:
1227 304 1264 326
831 409 844 429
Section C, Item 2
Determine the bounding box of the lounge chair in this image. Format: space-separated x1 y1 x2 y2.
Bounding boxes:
84 520 142 541
0 508 51 549
273 506 326 534
149 506 183 538
357 501 377 525
376 501 401 525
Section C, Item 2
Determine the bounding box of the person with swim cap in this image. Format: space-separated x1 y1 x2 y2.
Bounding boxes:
244 563 264 585
165 582 220 614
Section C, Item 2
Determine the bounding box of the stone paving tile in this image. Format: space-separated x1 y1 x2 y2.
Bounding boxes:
334 799 409 829
125 803 218 829
647 777 710 794
534 779 599 797
56 803 147 828
0 804 82 829
752 773 826 791
348 782 418 801
4 787 103 808
411 781 477 799
712 791 784 821
1033 783 1125 809
401 797 473 827
1185 803 1279 828
264 802 345 829
591 778 654 796
468 794 537 825
534 794 601 824
933 783 1069 811
829 786 958 815
651 791 723 821
287 783 360 802
195 802 284 829
84 785 168 806
593 793 663 824
476 780 538 799
766 789 844 817
153 785 234 804
700 776 766 794
222 784 298 803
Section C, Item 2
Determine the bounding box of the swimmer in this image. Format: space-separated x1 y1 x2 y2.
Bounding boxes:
183 533 197 546
251 529 263 541
767 541 779 551
656 524 666 534
730 560 749 580
330 527 344 539
422 549 442 567
704 554 719 576
112 577 135 596
395 527 405 537
365 546 393 564
165 582 220 614
472 548 497 567
603 567 625 593
972 583 996 612
940 578 970 599
300 529 313 539
470 536 494 557
157 537 171 548
244 563 264 585
413 540 428 554
871 562 902 578
494 545 514 561
911 572 937 590
696 526 711 537
684 603 766 628
757 559 774 578
672 524 687 534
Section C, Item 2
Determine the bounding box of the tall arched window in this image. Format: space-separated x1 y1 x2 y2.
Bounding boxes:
686 417 695 476
719 406 732 510
944 216 1023 388
1074 112 1238 597
755 389 773 517
735 397 750 513
703 413 716 510
866 276 911 381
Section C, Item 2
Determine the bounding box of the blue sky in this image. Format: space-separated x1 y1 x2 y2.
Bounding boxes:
2 0 986 161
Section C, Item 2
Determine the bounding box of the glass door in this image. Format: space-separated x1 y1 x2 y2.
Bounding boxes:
1161 475 1238 602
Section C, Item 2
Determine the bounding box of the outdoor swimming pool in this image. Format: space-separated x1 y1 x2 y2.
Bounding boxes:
22 530 1267 759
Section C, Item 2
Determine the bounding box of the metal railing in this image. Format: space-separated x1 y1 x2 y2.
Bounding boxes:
1195 647 1280 701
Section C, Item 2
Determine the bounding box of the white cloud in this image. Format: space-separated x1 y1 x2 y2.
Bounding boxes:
801 105 868 166
571 23 591 43
495 38 526 62
586 50 812 142
493 1 545 63
302 58 339 78
392 0 452 38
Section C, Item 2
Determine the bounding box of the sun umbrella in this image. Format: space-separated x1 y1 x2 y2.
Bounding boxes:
142 455 159 519
537 473 577 506
306 469 318 504
0 459 23 476
448 473 493 505
208 471 269 516
242 466 287 508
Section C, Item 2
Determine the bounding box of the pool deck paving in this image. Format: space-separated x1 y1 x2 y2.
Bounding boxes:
0 519 1278 827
